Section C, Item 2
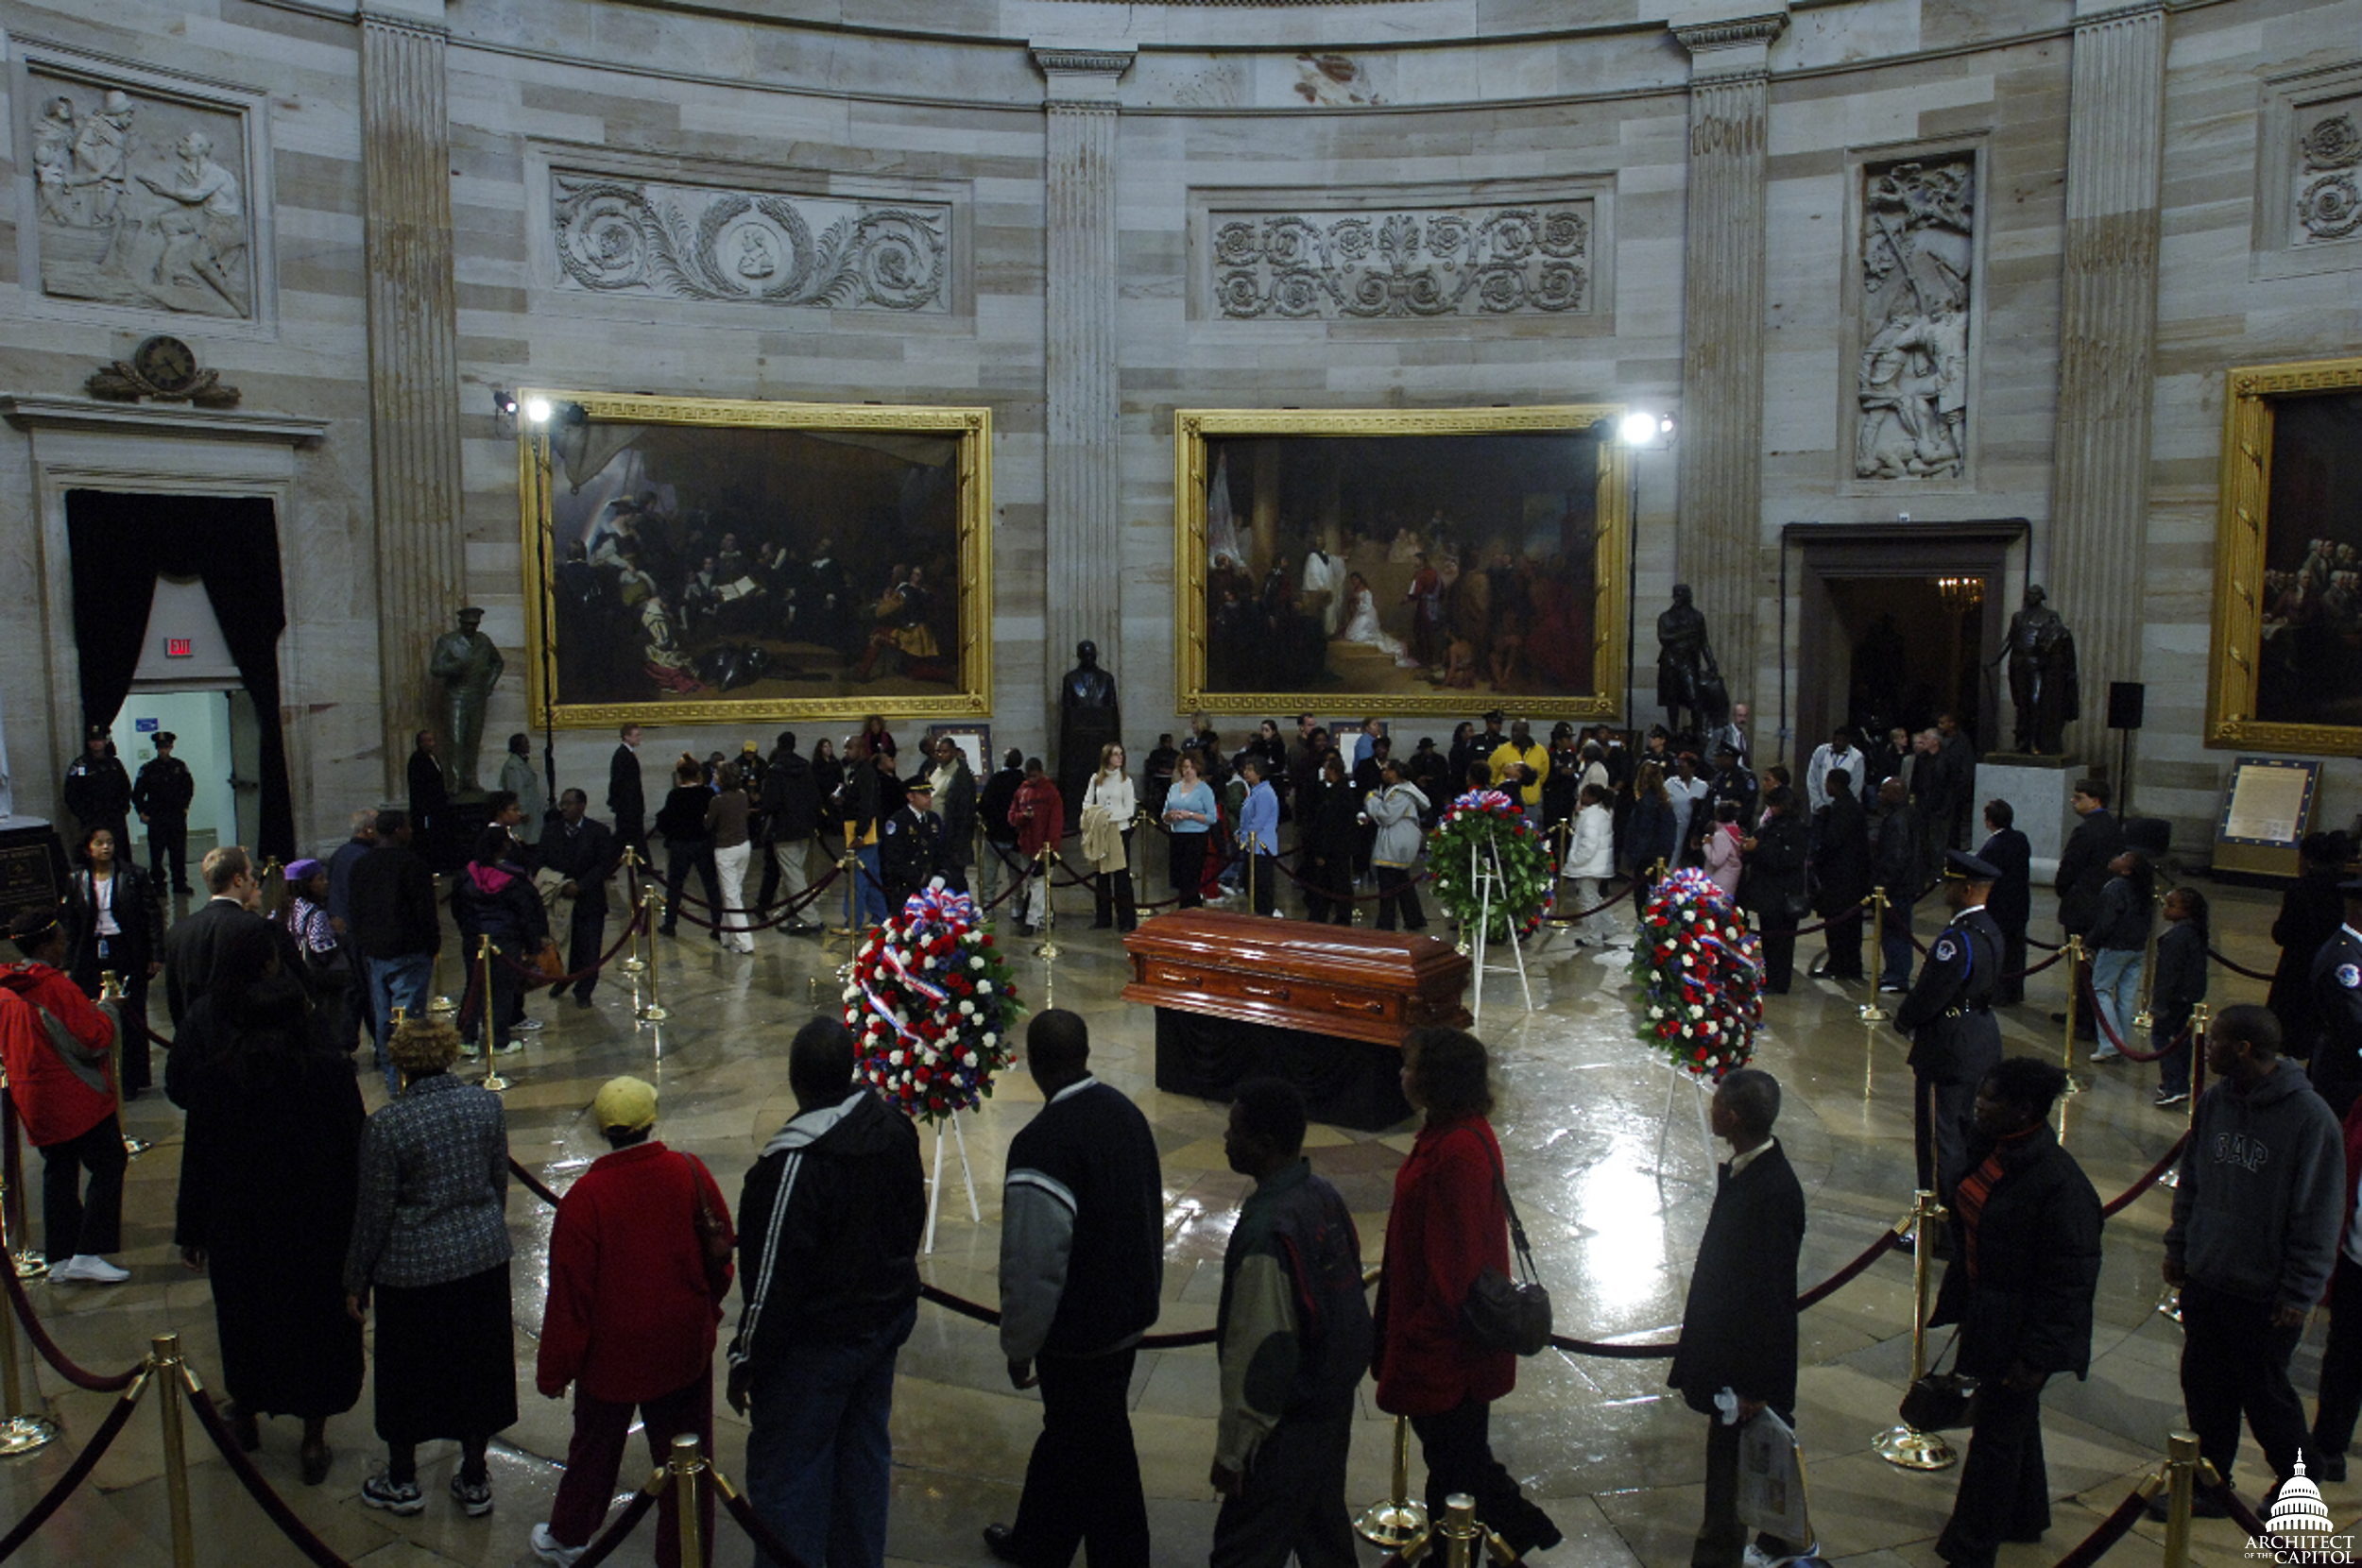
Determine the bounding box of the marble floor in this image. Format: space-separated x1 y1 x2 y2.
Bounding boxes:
0 868 2331 1568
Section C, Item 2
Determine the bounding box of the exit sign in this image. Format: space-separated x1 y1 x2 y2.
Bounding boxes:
163 637 193 658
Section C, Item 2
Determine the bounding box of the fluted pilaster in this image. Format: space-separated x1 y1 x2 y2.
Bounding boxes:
2050 0 2165 757
362 11 464 791
1673 14 1784 717
1035 46 1132 702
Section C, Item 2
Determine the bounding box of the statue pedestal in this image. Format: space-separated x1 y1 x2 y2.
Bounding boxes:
1976 754 2081 880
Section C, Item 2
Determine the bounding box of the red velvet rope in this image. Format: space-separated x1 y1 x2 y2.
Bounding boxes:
489 900 645 983
718 1473 818 1568
0 1253 141 1391
2044 1478 2158 1568
2202 1475 2272 1541
0 1371 145 1562
509 1156 565 1209
185 1384 364 1568
2204 946 2277 983
2099 1133 2191 1219
660 863 846 933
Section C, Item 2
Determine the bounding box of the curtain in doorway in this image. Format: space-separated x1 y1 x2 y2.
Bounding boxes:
64 490 295 861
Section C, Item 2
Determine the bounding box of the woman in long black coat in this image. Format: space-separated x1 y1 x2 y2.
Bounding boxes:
174 920 366 1485
2269 830 2352 1060
1301 755 1361 926
65 826 163 1097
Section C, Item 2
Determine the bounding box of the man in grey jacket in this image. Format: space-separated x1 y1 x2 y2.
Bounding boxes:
2163 1003 2344 1512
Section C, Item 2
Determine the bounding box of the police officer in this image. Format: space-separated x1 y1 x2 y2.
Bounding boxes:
61 727 132 863
878 774 945 911
130 732 197 895
2306 878 2362 1118
1894 850 2006 1206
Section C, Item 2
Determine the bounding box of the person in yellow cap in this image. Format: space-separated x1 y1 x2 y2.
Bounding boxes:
530 1076 735 1567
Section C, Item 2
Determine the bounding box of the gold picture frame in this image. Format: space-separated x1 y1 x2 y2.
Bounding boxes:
1173 405 1630 718
2206 357 2362 755
517 390 992 729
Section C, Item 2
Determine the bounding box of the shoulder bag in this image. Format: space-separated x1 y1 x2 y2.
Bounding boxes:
1896 1326 1977 1432
683 1152 734 1300
1461 1143 1553 1357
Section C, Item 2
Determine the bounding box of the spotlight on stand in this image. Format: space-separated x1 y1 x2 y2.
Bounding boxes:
523 396 554 424
1620 410 1678 448
490 387 518 418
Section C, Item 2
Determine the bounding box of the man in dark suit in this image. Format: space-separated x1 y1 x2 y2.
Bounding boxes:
1668 1068 1811 1568
608 724 647 864
129 731 196 895
1872 776 1925 991
162 845 266 1027
1977 799 2034 1006
538 790 616 1008
1894 852 2006 1202
1809 769 1873 980
879 775 946 911
2053 779 2120 1041
2306 880 2362 1117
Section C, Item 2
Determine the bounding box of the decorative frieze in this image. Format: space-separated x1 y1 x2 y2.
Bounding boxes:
549 172 950 313
2294 99 2362 245
1853 154 1976 482
1207 202 1592 320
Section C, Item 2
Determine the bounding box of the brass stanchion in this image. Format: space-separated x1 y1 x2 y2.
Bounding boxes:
0 1251 57 1454
476 936 509 1093
2134 887 2165 1031
152 1334 197 1568
1034 847 1061 961
617 846 647 974
1440 1493 1479 1568
830 848 860 940
2060 935 2086 1096
639 886 671 1022
1874 1190 1957 1470
669 1432 708 1568
1355 1413 1430 1548
1859 888 1891 1023
2160 1000 2209 1195
96 975 150 1157
2162 1430 2199 1568
0 1171 44 1284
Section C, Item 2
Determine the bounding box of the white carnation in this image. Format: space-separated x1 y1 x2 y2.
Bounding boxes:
982 1032 998 1048
959 999 976 1016
977 981 993 996
971 956 984 969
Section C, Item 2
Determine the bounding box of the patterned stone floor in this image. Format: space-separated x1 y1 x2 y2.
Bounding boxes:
0 867 2330 1567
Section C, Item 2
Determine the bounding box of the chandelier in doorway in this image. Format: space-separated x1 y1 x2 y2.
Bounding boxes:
1935 575 1983 614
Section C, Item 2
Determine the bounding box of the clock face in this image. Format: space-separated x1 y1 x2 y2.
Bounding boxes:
132 335 197 393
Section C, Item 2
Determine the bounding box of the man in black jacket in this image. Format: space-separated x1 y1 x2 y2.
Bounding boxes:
1668 1069 1809 1568
1894 852 2005 1202
728 1016 924 1568
1977 801 2034 1006
129 732 196 895
931 735 979 895
1809 769 1873 980
977 750 1026 917
2053 779 2120 1041
1930 1056 2101 1568
608 724 647 863
539 791 616 1007
879 775 945 912
162 845 265 1027
60 728 131 867
986 1010 1163 1568
346 811 441 1094
1872 777 1925 991
1744 789 1811 995
2309 880 2362 1116
758 732 822 933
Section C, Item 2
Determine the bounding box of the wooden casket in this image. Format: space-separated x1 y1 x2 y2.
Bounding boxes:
1121 912 1472 1130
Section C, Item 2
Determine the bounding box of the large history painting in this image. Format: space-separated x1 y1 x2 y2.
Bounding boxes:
1173 407 1628 717
519 392 991 726
2208 358 2362 755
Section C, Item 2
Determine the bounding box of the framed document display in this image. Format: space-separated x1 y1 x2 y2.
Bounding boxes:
2213 756 2321 878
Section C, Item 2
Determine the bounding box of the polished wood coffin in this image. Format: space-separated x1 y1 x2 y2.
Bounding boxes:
1121 912 1472 1046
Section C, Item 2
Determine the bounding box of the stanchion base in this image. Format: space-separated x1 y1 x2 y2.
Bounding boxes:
121 1135 151 1158
10 1253 48 1283
2060 1074 2086 1098
2158 1289 2182 1321
481 1072 509 1093
1857 1004 1891 1023
1034 940 1061 960
1355 1501 1430 1551
428 996 456 1014
1874 1424 1957 1470
2158 1167 2180 1188
618 957 647 975
0 1415 59 1456
638 1004 671 1022
2133 1011 2153 1032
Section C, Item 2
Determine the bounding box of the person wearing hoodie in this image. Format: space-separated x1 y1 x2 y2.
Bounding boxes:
451 825 551 1056
730 1018 924 1568
1367 759 1430 933
1565 783 1618 947
2163 1004 2344 1514
0 908 128 1284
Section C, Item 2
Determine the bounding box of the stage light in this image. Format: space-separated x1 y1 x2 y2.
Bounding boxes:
523 397 553 424
1619 411 1661 447
490 388 517 417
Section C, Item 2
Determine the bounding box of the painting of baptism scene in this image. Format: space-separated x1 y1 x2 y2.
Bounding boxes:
1194 427 1611 704
535 406 985 716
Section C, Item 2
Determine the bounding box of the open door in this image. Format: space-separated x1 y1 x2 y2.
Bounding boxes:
226 689 262 852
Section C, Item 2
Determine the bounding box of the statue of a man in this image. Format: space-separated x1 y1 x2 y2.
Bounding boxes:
1990 585 2078 755
1056 639 1121 822
1655 584 1719 738
429 606 505 795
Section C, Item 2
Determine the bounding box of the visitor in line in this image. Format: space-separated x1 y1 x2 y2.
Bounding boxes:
1871 776 1924 992
1367 758 1429 932
1625 760 1678 887
2268 831 2351 1061
1161 753 1217 912
1565 782 1617 947
977 748 1027 915
0 908 130 1285
2084 848 2152 1064
1299 753 1358 927
1009 757 1064 938
64 824 163 1097
278 857 351 1058
2148 887 2209 1108
2052 779 2120 1045
452 824 548 1056
706 762 758 955
1806 769 1870 981
164 844 267 1025
655 755 722 939
1975 800 2032 1007
1741 787 1809 996
1236 757 1279 918
347 812 438 1095
1082 742 1139 931
538 790 619 1009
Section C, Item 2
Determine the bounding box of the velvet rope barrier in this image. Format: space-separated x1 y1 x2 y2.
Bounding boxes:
2077 970 2191 1063
510 1157 566 1209
2201 1474 2272 1541
661 863 846 934
2203 946 2278 983
185 1383 365 1568
1265 856 1433 906
1543 878 1634 924
1793 1228 1905 1309
0 1369 146 1562
2098 1132 2190 1219
2043 1475 2162 1568
0 1257 142 1391
917 1281 1221 1349
714 1466 820 1568
490 900 645 984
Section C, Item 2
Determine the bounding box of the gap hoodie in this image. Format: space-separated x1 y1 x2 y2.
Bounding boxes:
2165 1060 2344 1311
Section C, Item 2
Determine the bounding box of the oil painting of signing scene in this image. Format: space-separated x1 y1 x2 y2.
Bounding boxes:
519 393 991 724
1175 407 1627 716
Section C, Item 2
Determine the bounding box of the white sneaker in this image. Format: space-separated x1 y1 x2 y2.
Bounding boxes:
512 1018 545 1034
54 1255 129 1284
493 1039 525 1055
2089 1045 2123 1062
530 1524 586 1567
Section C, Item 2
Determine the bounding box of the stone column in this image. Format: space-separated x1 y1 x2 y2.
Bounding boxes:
361 8 465 792
2049 0 2166 758
1033 45 1133 702
1672 12 1786 721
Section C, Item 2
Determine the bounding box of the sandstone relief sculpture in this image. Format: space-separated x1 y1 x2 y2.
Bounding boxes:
1210 203 1590 319
31 79 253 319
550 172 950 313
1855 156 1974 481
2296 105 2362 244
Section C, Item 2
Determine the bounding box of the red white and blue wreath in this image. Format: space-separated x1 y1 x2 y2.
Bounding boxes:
844 888 1025 1125
1630 867 1764 1082
1427 788 1558 943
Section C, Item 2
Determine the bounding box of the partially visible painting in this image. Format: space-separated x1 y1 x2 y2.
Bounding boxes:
1173 407 1627 717
520 392 991 726
2208 359 2362 754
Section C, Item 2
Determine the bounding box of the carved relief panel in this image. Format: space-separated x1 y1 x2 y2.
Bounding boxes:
1846 148 1979 488
1207 201 1593 319
2294 101 2362 246
2256 65 2362 281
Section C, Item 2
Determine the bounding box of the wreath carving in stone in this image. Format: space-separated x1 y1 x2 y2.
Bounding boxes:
2298 110 2362 244
1209 203 1589 319
551 173 950 312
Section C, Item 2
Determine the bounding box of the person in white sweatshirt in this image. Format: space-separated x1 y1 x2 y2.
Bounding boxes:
1565 784 1620 947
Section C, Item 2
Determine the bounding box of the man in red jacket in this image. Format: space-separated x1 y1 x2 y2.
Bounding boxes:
0 909 128 1284
1009 757 1065 938
530 1076 734 1568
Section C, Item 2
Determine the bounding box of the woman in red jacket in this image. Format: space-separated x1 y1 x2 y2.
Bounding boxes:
0 909 128 1284
1374 1028 1561 1557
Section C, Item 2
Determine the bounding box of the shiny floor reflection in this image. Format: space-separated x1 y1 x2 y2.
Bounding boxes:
0 877 2319 1565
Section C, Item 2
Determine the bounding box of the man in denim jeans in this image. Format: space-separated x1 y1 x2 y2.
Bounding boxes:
347 810 440 1093
729 1017 925 1568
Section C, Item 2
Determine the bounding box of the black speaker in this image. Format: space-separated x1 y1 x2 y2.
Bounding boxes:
2107 681 2146 730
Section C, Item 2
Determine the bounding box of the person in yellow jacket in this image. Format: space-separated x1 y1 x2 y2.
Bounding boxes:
1487 720 1549 825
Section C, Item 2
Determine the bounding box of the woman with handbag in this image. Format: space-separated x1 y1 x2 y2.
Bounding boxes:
1373 1028 1563 1559
1740 788 1812 995
1926 1056 2102 1568
531 1076 734 1568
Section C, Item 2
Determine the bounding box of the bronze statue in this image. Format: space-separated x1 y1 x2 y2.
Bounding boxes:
1057 640 1121 821
428 606 505 795
1989 585 2078 755
1655 584 1725 739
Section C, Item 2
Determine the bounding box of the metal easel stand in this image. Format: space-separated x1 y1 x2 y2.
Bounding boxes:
1465 831 1534 1031
922 1111 982 1255
1652 1062 1720 1179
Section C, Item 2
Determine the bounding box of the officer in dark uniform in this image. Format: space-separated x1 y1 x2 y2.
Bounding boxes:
130 731 197 895
1894 849 2007 1205
2306 878 2362 1118
60 726 132 862
878 774 946 912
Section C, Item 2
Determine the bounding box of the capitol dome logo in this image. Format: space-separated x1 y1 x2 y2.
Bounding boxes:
2246 1454 2353 1564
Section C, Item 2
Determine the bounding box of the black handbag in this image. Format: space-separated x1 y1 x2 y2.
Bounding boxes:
1896 1327 1977 1432
1462 1152 1553 1357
